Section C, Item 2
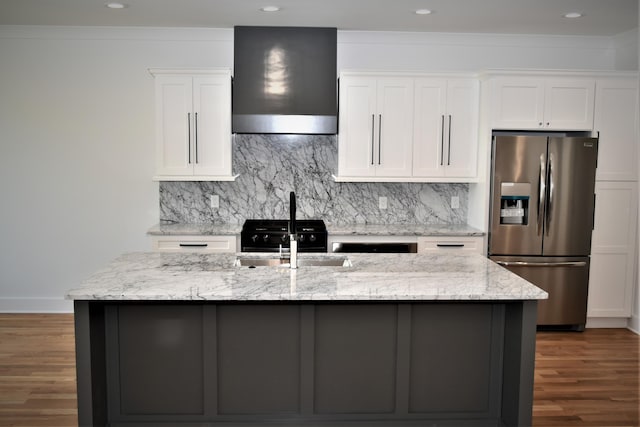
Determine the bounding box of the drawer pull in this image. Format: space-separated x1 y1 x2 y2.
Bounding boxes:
179 243 209 248
436 243 465 248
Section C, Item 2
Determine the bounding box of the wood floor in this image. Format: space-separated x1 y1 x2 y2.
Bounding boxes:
0 314 637 427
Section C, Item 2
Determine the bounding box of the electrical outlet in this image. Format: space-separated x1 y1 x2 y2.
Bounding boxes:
379 196 388 210
451 196 460 209
210 194 220 209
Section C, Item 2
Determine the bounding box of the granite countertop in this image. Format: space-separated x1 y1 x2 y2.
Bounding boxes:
148 223 483 237
66 252 546 302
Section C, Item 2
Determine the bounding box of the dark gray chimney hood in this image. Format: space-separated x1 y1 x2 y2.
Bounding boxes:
232 26 337 135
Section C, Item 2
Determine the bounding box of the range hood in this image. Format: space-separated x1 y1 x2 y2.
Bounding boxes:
232 26 338 135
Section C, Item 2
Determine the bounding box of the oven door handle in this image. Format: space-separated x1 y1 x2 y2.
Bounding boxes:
495 260 587 268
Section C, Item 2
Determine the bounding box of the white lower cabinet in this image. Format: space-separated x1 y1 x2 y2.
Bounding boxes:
418 236 484 254
151 235 237 253
588 181 638 318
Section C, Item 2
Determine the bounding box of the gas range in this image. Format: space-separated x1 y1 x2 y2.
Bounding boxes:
240 219 328 252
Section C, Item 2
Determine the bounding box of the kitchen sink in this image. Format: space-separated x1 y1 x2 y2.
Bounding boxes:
235 256 351 268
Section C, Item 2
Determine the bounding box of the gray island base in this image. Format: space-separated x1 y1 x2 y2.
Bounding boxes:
68 252 547 427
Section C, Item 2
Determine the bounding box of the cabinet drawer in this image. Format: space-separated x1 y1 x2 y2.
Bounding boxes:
418 236 484 254
151 235 237 253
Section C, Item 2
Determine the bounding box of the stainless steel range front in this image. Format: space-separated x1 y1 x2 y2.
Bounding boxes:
240 219 328 252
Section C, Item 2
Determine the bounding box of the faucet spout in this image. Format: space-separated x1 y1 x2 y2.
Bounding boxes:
289 191 298 269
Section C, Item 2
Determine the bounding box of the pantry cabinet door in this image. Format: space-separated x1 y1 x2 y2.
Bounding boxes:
588 182 638 318
594 78 638 181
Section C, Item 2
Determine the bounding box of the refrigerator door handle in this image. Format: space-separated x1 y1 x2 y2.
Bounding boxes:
546 152 555 236
495 260 587 268
537 153 546 236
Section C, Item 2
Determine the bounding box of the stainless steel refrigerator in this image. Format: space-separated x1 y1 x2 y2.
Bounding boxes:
488 133 598 330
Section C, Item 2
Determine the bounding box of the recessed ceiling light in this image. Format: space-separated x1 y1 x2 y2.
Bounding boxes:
415 9 433 15
105 2 126 9
564 12 583 18
260 6 281 12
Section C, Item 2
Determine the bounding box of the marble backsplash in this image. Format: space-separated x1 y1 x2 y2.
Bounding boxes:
159 134 468 225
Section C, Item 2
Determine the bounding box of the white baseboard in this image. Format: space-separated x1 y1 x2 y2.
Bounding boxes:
0 297 74 313
628 314 640 335
586 317 631 329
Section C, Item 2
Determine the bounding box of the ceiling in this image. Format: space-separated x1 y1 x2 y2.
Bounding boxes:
0 0 637 37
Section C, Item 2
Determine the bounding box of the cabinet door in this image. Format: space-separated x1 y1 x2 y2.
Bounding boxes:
412 78 447 177
491 78 544 130
375 77 414 177
338 76 378 177
594 78 638 181
192 76 232 177
444 79 479 178
588 181 638 317
544 78 595 130
155 76 194 176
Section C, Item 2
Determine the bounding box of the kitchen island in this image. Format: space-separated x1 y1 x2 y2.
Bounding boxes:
67 252 547 427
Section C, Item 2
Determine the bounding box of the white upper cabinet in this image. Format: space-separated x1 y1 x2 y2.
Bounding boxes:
337 72 479 182
491 77 595 130
338 75 414 178
152 69 234 181
594 77 639 181
413 78 479 178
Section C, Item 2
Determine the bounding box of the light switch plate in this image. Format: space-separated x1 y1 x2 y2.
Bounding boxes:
379 196 388 210
451 196 459 209
210 194 220 209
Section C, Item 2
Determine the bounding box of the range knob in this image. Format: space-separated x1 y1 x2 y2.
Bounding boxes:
280 234 288 243
299 234 306 242
251 234 259 243
309 234 317 242
262 234 270 242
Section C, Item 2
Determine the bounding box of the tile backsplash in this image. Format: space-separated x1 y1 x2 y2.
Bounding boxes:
160 134 468 225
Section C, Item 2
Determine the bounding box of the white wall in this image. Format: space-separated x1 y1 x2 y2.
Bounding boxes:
614 28 640 71
0 25 634 312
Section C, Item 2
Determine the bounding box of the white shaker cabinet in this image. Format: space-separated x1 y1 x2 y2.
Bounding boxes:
151 69 234 181
413 78 479 178
338 74 414 178
594 77 639 181
491 77 595 130
588 181 638 318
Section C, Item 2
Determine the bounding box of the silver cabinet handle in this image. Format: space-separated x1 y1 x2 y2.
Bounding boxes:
194 112 199 164
538 153 546 236
546 152 554 237
495 260 587 268
187 113 192 164
440 115 445 166
447 114 452 166
378 114 382 165
370 114 375 165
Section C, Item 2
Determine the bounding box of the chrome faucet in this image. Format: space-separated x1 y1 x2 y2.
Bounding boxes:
289 191 298 269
